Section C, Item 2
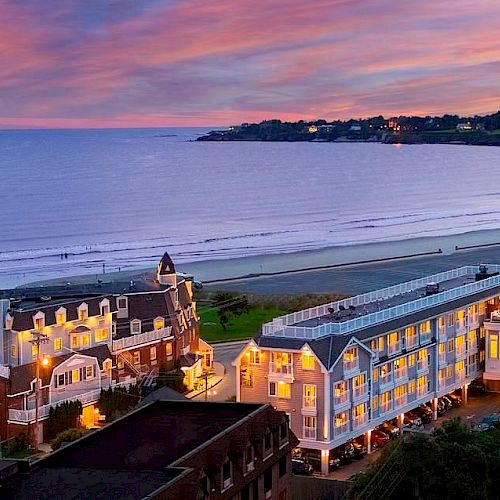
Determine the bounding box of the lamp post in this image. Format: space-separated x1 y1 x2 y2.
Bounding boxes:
28 332 49 448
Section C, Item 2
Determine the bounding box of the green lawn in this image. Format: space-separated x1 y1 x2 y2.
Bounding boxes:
198 306 286 343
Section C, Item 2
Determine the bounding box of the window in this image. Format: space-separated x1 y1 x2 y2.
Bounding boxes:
303 384 316 408
438 316 445 329
264 468 273 498
378 336 385 351
408 379 416 393
249 350 260 364
86 366 94 378
72 336 80 348
446 365 453 378
303 416 316 439
34 316 44 331
387 331 399 347
118 298 127 309
405 326 416 342
480 350 485 363
408 354 415 366
372 367 378 381
271 352 292 373
78 304 88 321
100 301 110 316
221 458 233 491
56 310 66 325
302 353 315 370
82 334 90 346
279 420 288 443
448 313 454 326
10 344 17 357
117 357 124 369
56 373 65 387
95 328 109 342
133 351 140 365
32 344 38 358
335 412 348 428
150 346 157 360
264 431 273 458
447 339 454 352
166 342 173 357
372 395 378 410
344 347 358 363
103 360 111 371
54 338 62 351
419 321 431 334
154 317 164 330
480 327 485 339
244 444 255 474
131 320 141 335
269 381 291 398
490 334 498 359
72 369 80 383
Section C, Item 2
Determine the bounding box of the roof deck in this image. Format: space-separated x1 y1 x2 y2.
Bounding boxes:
262 264 500 340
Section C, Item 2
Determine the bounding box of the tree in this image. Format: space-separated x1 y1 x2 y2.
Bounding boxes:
212 292 250 330
97 384 140 422
47 400 83 439
155 365 187 393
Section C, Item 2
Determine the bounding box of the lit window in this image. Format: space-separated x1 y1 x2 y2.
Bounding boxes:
490 334 498 359
372 368 378 381
378 337 385 351
447 339 454 352
54 338 62 351
303 384 316 408
71 336 80 348
446 365 453 378
166 342 173 356
448 314 454 326
480 327 485 339
249 350 260 364
82 334 90 346
303 416 316 439
133 351 140 365
387 331 399 346
56 312 66 326
117 357 124 369
438 317 445 329
95 328 109 342
32 344 38 358
408 380 416 393
302 353 315 370
335 412 348 427
34 317 44 331
86 366 94 378
150 346 157 360
154 318 164 330
78 304 88 321
11 344 17 357
72 369 80 383
408 354 416 366
419 321 431 334
372 396 378 410
100 302 110 316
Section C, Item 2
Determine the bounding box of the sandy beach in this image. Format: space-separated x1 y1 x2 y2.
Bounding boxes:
20 228 500 290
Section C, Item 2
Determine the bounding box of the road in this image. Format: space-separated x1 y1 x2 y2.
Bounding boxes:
204 246 500 295
193 340 247 402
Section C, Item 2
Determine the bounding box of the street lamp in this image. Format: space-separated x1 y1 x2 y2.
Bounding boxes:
28 332 50 448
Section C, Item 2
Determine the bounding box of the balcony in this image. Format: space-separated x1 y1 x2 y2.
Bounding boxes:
344 359 359 375
394 366 408 382
380 400 393 415
303 396 317 409
353 413 367 428
352 383 368 400
416 385 428 398
270 362 293 375
335 422 349 436
379 372 393 389
456 320 467 333
303 427 317 440
438 326 446 340
387 341 401 356
438 378 446 389
417 359 429 374
467 363 477 377
456 344 466 360
334 391 350 407
456 369 465 382
395 394 407 407
468 340 477 352
112 327 173 351
405 337 417 350
420 331 432 344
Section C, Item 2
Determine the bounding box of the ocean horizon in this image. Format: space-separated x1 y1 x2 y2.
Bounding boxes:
2 128 500 288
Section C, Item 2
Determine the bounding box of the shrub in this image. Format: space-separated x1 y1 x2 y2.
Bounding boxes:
51 428 89 451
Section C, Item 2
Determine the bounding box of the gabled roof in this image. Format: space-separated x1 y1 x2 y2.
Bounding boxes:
8 345 112 395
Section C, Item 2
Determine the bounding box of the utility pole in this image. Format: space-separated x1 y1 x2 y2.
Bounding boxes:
29 332 49 449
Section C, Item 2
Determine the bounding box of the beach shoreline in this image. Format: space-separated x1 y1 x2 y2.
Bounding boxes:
18 227 500 289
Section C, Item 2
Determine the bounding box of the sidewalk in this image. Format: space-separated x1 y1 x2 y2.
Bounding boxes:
185 361 225 399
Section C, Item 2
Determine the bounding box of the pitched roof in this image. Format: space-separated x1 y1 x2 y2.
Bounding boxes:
9 345 112 395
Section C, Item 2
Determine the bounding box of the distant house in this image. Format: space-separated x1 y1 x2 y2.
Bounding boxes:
349 124 362 132
456 122 473 131
308 125 318 133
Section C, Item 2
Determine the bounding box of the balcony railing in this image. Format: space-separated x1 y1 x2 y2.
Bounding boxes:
456 344 466 358
456 369 465 382
303 427 317 439
468 340 477 352
303 396 317 409
395 394 407 407
353 383 367 400
112 327 173 351
394 366 407 381
380 400 393 415
438 352 447 366
344 359 359 374
387 341 401 356
417 359 429 373
335 422 349 436
334 392 349 406
353 413 367 428
406 336 417 349
438 378 446 389
420 331 432 344
416 385 428 398
379 373 393 387
270 362 293 375
467 364 477 377
456 320 466 332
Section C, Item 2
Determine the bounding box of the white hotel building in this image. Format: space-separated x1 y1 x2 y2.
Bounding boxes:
234 264 500 473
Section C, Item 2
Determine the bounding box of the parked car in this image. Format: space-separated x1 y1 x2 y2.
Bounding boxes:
412 405 433 424
351 437 368 459
299 450 341 472
371 429 390 448
446 392 462 407
439 396 453 411
404 412 423 428
335 442 355 464
377 421 401 438
469 379 486 394
292 459 314 475
423 401 445 417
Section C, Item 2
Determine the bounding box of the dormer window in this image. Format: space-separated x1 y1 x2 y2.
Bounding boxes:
131 320 141 335
55 307 66 326
100 299 110 316
78 303 88 321
154 317 165 331
117 297 127 310
33 312 45 331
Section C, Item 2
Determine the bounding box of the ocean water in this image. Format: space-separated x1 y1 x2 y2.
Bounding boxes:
1 128 500 287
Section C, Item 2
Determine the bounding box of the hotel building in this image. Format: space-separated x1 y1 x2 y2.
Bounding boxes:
234 264 500 474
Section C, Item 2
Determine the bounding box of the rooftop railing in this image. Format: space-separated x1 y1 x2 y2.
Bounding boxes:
262 265 500 340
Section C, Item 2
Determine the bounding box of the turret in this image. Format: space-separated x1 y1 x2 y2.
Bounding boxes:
157 252 177 288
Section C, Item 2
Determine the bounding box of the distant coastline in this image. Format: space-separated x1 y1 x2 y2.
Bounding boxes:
196 111 500 146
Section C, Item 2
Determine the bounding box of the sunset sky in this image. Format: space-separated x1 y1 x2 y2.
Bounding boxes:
1 0 500 128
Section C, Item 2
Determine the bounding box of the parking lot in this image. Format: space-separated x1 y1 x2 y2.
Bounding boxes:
317 391 500 481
